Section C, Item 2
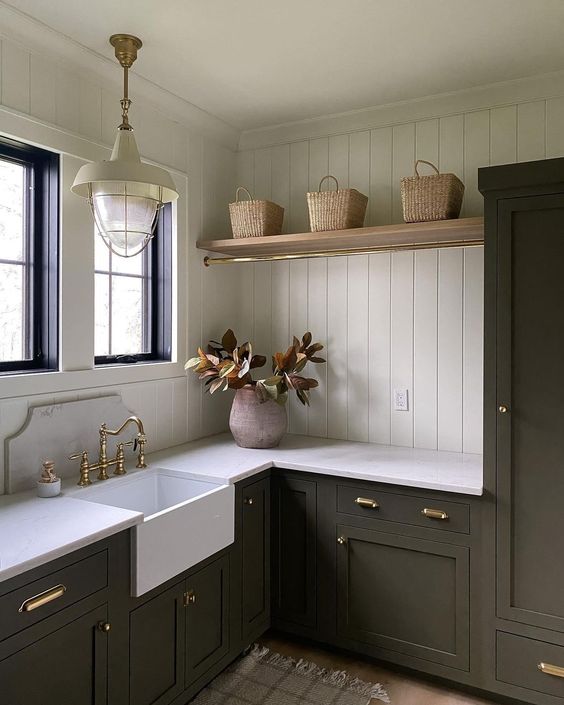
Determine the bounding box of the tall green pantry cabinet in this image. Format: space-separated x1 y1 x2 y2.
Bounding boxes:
480 158 564 704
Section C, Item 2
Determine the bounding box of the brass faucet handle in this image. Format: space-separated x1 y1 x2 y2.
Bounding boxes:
114 441 134 476
135 434 147 469
69 451 92 488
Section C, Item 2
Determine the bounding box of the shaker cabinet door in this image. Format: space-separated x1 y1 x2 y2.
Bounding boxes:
336 525 469 670
271 474 317 629
496 195 564 633
0 604 109 705
129 582 185 705
185 555 230 687
240 477 270 641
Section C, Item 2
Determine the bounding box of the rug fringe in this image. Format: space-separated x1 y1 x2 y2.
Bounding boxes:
249 644 390 703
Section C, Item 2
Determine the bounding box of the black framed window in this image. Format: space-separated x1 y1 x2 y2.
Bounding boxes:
95 203 172 365
0 137 59 374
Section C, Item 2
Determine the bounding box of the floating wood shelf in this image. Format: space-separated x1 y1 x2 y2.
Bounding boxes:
197 216 484 265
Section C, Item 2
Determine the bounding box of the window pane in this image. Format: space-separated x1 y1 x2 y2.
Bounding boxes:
111 248 144 276
0 159 25 262
95 273 110 356
0 263 24 361
111 275 145 355
95 233 109 272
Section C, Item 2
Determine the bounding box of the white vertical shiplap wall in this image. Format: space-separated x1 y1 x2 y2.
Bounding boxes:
0 34 239 492
236 98 562 454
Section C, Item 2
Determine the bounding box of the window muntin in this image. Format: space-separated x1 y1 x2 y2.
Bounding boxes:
0 138 58 374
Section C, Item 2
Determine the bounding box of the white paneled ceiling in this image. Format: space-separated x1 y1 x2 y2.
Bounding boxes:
4 0 564 131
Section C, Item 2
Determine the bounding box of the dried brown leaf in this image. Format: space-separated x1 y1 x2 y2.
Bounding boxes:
221 329 237 353
250 354 266 369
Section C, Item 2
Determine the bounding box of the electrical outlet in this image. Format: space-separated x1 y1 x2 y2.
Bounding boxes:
394 388 409 411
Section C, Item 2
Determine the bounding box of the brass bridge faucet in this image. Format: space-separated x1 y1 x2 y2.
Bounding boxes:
70 415 147 487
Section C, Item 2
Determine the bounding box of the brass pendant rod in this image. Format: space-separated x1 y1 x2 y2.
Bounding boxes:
203 238 484 266
110 33 142 131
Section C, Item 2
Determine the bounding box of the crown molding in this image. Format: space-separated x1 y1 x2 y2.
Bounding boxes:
239 69 564 151
0 1 241 151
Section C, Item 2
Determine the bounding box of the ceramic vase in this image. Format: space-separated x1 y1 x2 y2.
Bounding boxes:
229 385 287 449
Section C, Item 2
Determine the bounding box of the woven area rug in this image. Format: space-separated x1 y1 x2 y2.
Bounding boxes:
190 645 389 705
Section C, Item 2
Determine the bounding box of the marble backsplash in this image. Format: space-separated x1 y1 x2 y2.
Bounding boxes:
5 396 145 493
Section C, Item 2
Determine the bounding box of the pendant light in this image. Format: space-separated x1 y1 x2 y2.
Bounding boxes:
72 34 178 258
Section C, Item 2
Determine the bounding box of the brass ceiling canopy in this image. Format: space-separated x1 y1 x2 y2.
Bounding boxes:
109 34 142 69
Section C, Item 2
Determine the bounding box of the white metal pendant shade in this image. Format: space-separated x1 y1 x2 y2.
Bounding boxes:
71 34 178 257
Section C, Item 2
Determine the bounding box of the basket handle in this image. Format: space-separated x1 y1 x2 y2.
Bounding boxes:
318 175 339 192
414 160 440 177
235 186 254 202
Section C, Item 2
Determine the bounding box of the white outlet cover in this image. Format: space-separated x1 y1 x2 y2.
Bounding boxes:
394 389 409 412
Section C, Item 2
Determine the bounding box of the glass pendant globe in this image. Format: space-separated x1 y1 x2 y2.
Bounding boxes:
91 180 163 255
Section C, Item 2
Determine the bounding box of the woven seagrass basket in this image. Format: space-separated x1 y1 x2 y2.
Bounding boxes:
229 187 284 238
400 160 464 223
306 175 368 232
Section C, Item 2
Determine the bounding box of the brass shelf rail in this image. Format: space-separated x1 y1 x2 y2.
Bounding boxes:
203 238 484 266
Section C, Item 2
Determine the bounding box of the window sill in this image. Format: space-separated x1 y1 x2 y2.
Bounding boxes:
95 357 171 368
0 360 186 399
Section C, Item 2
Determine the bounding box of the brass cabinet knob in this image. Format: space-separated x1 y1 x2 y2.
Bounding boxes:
337 536 346 545
184 590 196 606
97 622 111 633
244 497 254 506
498 405 508 414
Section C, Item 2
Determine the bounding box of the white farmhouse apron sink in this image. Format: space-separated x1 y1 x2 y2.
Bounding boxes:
75 468 234 596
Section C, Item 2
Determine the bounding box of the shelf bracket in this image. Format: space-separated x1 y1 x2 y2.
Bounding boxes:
203 238 484 266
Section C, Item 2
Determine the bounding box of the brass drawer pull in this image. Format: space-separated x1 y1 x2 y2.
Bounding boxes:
97 621 111 633
422 508 449 521
355 497 379 509
19 584 66 613
184 590 196 606
244 497 254 506
539 662 564 678
337 536 347 545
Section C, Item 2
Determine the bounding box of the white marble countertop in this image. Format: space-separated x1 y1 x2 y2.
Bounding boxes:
0 432 482 586
149 433 483 496
0 490 142 583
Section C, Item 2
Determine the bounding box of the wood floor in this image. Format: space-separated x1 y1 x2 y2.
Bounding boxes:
260 632 498 705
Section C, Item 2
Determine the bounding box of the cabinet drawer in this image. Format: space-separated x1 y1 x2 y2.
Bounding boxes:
0 550 108 642
336 484 470 534
497 631 564 699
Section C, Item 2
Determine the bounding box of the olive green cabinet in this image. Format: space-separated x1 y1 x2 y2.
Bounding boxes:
495 192 564 633
480 157 564 704
271 474 317 629
0 533 129 705
129 582 185 705
239 476 270 641
128 554 231 705
335 524 470 670
0 604 109 705
185 554 230 686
